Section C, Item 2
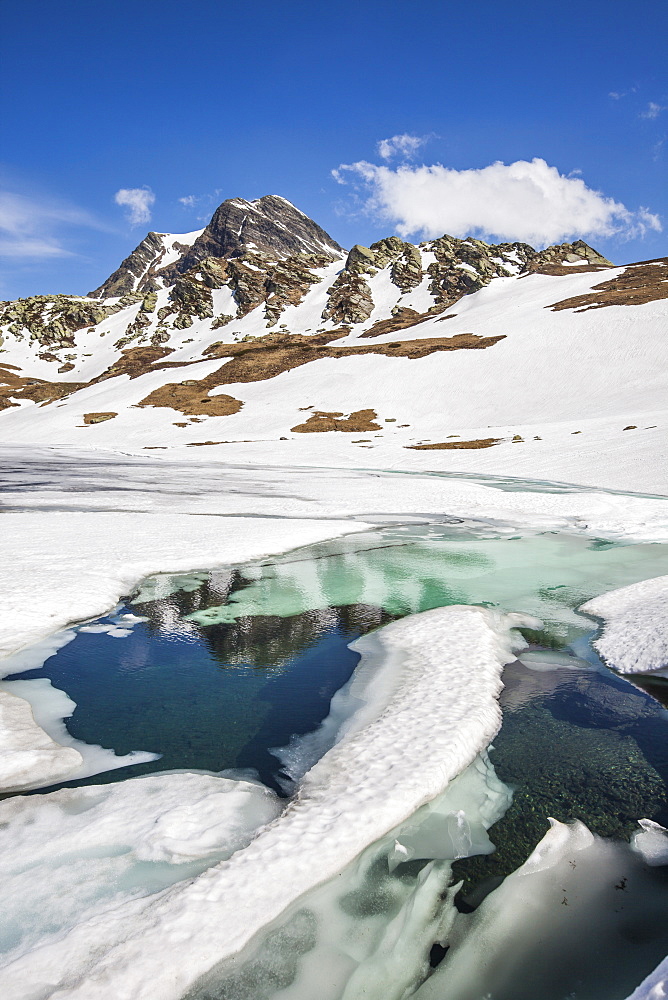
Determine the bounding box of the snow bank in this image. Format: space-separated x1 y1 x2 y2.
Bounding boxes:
0 605 532 999
0 629 158 791
0 772 281 966
581 574 668 673
624 957 668 1000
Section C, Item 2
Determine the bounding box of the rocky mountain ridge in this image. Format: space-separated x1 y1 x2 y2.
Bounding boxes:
0 194 618 365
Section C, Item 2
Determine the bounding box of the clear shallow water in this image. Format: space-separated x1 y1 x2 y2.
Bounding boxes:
8 523 668 794
4 521 668 998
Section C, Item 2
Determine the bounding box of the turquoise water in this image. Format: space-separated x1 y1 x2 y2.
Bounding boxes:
6 521 668 998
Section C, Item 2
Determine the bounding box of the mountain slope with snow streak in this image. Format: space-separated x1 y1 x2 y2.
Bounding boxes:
0 195 666 493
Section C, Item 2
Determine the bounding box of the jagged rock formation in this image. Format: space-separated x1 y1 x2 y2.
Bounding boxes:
90 232 170 299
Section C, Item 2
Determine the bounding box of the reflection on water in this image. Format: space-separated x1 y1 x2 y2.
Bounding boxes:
4 520 668 998
7 523 668 797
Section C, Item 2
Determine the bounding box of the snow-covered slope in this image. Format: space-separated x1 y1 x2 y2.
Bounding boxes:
1 196 666 492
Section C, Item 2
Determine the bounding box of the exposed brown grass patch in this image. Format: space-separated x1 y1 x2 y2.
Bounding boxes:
83 412 117 424
200 330 505 388
406 438 502 450
548 259 668 311
138 379 243 418
0 364 85 410
359 307 447 339
522 263 609 278
96 345 175 381
291 408 381 433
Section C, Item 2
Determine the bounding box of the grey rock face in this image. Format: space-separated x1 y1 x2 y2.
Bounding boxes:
163 196 343 281
90 232 166 299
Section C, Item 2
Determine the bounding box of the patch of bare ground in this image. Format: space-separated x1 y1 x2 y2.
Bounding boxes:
406 438 502 450
201 330 505 386
83 412 117 424
137 380 243 418
95 345 176 381
522 263 610 277
548 258 668 311
0 364 85 410
186 441 225 447
0 328 503 419
359 306 447 339
291 409 381 433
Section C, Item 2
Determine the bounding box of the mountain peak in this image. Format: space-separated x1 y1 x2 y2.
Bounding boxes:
90 195 343 299
176 195 344 272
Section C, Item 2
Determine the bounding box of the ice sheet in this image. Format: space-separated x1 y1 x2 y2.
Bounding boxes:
0 772 281 966
0 605 531 999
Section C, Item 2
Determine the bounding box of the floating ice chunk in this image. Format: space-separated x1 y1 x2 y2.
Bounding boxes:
581 574 668 674
518 650 591 671
389 752 513 869
0 772 281 964
632 819 668 866
415 817 668 1000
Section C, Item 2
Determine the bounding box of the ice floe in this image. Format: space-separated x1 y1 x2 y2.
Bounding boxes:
581 574 668 674
0 604 532 999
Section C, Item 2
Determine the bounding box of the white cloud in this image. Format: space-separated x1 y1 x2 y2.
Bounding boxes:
179 194 198 208
0 190 103 259
377 134 429 161
333 156 662 246
640 101 666 120
114 187 155 226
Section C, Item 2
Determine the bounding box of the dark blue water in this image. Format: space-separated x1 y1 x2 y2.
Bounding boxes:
9 599 387 793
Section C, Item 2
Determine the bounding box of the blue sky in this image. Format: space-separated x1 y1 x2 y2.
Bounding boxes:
1 0 666 299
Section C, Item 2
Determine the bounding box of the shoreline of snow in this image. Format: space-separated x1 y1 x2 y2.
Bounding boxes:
0 512 369 661
0 605 533 999
581 575 668 674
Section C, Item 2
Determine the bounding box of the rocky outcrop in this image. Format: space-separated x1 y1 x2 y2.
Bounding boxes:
425 236 534 308
263 253 332 326
0 295 108 349
523 240 613 275
321 268 374 325
321 238 425 325
390 243 423 292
